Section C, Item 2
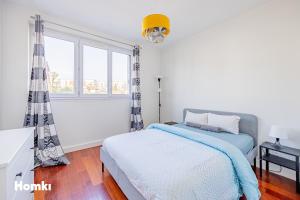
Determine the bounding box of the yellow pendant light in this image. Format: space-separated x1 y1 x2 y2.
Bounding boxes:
142 14 170 43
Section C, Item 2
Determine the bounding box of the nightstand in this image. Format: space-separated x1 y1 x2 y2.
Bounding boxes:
259 142 300 193
164 121 178 125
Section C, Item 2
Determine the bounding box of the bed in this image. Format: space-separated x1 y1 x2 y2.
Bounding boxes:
100 109 260 200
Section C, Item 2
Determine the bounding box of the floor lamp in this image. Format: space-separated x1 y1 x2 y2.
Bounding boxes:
157 76 163 123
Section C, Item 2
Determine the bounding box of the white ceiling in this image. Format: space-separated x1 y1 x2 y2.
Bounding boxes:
7 0 268 44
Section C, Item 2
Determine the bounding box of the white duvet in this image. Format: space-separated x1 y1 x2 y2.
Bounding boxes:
102 129 240 200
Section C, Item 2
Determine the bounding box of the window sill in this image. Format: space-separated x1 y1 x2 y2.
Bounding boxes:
50 95 130 101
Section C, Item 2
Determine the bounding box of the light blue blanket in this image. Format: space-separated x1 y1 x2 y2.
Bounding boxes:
147 123 260 200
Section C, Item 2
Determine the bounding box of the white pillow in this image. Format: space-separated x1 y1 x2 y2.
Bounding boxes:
207 113 240 134
184 111 208 126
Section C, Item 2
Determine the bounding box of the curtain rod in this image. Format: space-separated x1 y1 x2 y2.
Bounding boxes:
30 15 136 48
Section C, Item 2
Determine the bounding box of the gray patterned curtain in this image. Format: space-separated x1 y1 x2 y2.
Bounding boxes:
24 15 69 167
130 46 144 131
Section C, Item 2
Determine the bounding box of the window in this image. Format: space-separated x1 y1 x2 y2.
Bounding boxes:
83 45 108 95
112 52 130 94
44 36 75 95
40 29 131 99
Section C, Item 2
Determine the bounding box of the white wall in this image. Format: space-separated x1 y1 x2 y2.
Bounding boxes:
0 2 160 152
0 0 3 129
161 0 300 179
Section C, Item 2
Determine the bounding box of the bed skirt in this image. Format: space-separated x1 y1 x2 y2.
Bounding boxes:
100 147 145 200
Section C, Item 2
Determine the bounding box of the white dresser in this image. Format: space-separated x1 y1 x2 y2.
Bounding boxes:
0 128 34 200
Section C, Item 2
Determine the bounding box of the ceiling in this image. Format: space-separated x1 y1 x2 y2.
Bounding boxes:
6 0 268 44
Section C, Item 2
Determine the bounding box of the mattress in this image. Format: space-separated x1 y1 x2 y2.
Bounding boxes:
174 123 254 154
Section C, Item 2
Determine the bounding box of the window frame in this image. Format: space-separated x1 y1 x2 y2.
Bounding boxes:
80 39 110 98
31 27 132 100
43 29 80 99
79 39 132 99
110 47 132 97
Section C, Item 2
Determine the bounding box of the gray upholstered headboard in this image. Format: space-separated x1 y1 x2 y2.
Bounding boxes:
183 108 258 146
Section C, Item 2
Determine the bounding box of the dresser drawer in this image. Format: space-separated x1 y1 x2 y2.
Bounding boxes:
14 169 34 200
6 133 34 200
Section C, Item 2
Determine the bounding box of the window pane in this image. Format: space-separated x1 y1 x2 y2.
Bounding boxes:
83 45 108 94
112 52 129 94
45 36 75 94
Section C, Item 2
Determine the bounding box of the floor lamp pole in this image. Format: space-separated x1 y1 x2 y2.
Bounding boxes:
158 77 161 123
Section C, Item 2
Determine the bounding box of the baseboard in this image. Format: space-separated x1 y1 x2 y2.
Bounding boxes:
63 139 103 153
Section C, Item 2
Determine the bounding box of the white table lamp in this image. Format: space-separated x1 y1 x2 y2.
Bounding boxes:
269 125 288 146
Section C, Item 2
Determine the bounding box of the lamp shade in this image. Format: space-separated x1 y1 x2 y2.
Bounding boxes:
142 14 170 43
269 125 289 139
